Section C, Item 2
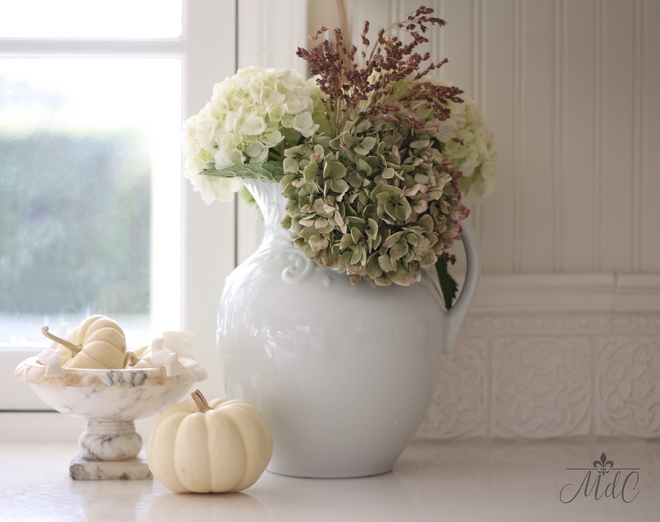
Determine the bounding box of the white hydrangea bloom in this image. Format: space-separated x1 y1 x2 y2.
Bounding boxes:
183 66 323 204
429 80 497 202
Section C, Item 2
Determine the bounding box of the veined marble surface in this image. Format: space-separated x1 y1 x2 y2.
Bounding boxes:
15 356 206 421
69 454 152 481
14 356 207 466
0 437 658 521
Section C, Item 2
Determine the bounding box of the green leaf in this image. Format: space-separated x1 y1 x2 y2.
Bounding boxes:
395 198 412 222
202 161 285 183
360 136 377 151
324 160 347 179
308 235 329 251
390 240 409 261
378 254 393 273
366 218 379 240
283 157 299 173
350 227 363 244
339 233 354 250
382 231 403 249
381 167 396 179
435 256 458 310
280 214 292 229
346 170 364 188
330 178 349 193
303 161 319 182
366 254 383 279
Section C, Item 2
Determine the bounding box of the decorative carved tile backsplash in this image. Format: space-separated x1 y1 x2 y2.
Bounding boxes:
490 337 592 438
594 338 660 437
419 307 660 439
417 338 489 439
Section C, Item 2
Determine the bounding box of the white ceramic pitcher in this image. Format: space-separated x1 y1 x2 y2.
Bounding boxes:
218 180 481 478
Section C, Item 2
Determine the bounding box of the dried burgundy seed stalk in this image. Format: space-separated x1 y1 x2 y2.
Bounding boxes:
297 6 462 136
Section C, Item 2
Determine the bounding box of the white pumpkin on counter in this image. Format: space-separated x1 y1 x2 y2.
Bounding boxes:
42 314 128 369
147 390 273 493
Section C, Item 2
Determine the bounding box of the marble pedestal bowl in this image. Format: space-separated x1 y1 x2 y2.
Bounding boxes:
15 356 203 480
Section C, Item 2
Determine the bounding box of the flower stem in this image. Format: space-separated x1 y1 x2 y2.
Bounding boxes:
123 352 138 368
41 326 81 356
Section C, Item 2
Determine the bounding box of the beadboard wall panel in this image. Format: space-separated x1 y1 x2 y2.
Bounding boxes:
520 0 556 273
479 0 517 273
340 0 660 275
641 0 660 272
562 0 597 273
237 0 308 76
600 0 635 273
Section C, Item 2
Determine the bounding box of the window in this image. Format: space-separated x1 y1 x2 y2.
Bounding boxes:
0 0 182 38
0 0 237 416
0 57 181 349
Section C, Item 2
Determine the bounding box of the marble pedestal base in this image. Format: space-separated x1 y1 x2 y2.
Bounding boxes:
69 453 152 481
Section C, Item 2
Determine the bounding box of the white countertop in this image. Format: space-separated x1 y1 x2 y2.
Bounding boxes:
1 437 658 521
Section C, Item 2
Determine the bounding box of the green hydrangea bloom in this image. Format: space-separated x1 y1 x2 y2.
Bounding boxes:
280 115 469 286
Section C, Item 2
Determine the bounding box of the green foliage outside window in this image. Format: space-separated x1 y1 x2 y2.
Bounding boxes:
0 131 151 315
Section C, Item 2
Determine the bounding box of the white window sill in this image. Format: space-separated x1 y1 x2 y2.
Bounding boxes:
0 437 657 520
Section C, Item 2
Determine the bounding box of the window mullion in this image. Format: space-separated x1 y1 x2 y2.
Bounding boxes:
0 39 188 55
179 0 237 401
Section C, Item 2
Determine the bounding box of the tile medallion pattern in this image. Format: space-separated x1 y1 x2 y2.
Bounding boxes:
418 337 488 438
417 311 660 440
595 338 660 438
491 337 591 438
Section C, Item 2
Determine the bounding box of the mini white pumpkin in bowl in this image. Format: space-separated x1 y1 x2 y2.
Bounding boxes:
14 316 207 480
42 314 131 369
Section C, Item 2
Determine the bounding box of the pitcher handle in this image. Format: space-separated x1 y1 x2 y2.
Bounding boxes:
443 219 481 354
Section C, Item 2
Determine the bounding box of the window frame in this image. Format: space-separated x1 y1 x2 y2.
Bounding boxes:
0 0 238 434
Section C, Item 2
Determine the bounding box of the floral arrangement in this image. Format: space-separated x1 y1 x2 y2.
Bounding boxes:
183 7 496 301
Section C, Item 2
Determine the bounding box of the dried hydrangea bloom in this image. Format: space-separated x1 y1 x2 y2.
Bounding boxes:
280 114 469 286
297 6 495 205
399 76 497 202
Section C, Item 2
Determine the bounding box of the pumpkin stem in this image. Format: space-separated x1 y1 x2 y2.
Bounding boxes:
41 326 81 356
191 389 211 413
123 351 138 368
